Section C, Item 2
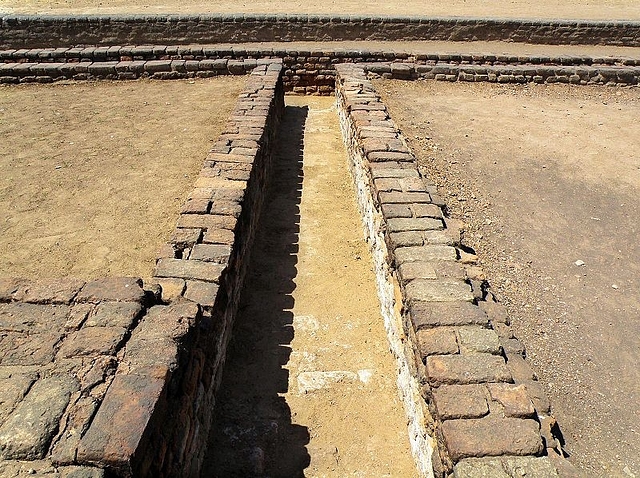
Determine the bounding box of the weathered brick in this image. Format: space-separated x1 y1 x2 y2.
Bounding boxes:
501 337 526 357
521 381 551 415
433 261 467 280
370 167 419 179
442 416 543 461
506 355 537 382
373 178 402 192
13 278 85 305
398 261 437 283
184 280 219 307
0 373 36 422
190 244 232 263
154 258 225 283
458 327 502 355
0 375 78 459
395 245 456 263
170 228 202 248
388 217 444 233
453 456 558 477
50 395 100 465
433 384 489 419
210 200 243 217
406 279 474 303
426 354 512 385
381 203 412 218
176 213 237 232
417 327 458 356
379 191 431 204
478 300 510 325
202 228 236 245
487 384 535 418
58 327 128 358
412 203 444 219
181 198 211 214
77 374 166 472
1 331 62 366
76 278 145 304
84 302 142 328
123 302 199 372
410 301 489 329
368 151 413 162
388 230 453 248
154 278 186 303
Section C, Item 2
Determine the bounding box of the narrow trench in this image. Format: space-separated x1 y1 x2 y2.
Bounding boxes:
200 96 417 477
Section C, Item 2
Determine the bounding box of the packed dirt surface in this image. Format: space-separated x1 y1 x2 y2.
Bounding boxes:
377 79 640 477
202 96 418 477
1 0 639 20
0 77 243 279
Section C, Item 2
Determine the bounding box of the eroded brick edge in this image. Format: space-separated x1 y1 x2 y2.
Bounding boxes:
335 63 577 478
0 62 284 478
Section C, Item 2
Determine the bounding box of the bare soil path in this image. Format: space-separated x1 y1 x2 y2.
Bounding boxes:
1 0 639 20
0 77 242 279
201 96 418 477
378 79 640 478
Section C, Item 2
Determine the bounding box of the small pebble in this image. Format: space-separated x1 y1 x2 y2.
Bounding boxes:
575 260 585 266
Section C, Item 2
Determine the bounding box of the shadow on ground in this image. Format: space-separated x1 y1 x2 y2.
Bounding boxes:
200 106 310 477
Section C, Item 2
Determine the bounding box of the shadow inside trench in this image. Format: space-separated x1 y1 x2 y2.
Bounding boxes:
200 105 310 477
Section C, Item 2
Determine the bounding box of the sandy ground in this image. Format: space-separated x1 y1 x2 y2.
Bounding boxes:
377 79 640 478
202 97 418 477
1 0 639 20
0 77 243 280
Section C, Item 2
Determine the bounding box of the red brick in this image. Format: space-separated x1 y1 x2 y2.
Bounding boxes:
487 383 535 418
426 354 512 385
77 374 166 473
506 355 537 382
479 300 510 325
154 259 225 283
202 228 235 245
170 228 202 248
176 214 237 232
58 327 128 358
184 280 219 307
442 416 543 461
398 262 437 283
406 279 474 303
417 327 458 356
13 278 85 305
181 198 210 214
410 301 489 330
432 384 489 419
76 278 145 304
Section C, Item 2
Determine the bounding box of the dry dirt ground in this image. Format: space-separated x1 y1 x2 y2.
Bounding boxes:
0 77 243 279
377 79 640 478
1 0 639 20
202 97 418 477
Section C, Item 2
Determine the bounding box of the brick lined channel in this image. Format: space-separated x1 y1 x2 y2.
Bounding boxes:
334 63 576 477
200 96 418 476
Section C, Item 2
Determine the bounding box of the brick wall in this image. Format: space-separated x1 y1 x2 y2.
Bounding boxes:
335 63 573 478
1 14 640 49
2 44 640 90
0 62 284 478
